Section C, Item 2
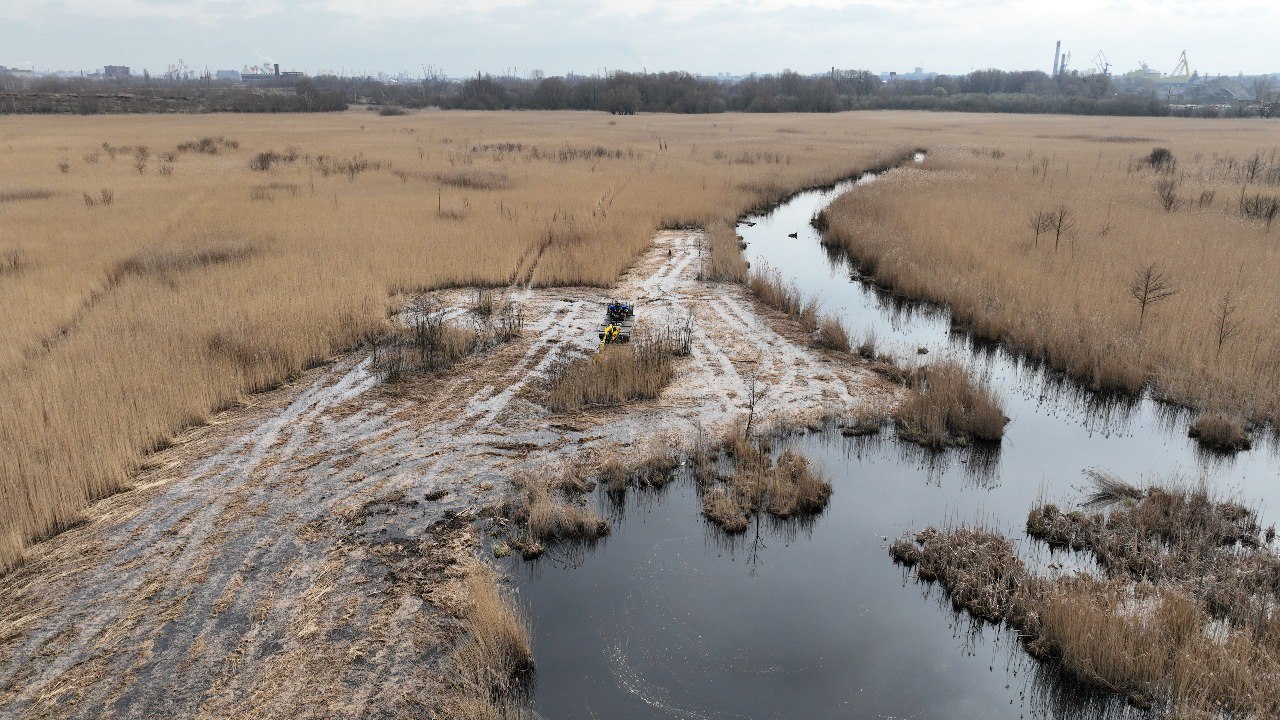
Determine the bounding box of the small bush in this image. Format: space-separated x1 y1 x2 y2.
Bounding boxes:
1188 413 1252 452
1143 147 1175 172
764 448 832 517
372 313 478 383
248 148 299 171
378 105 408 116
895 360 1007 447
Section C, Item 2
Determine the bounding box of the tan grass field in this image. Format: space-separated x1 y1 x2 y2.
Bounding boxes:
1 109 1276 576
820 117 1280 424
0 110 912 574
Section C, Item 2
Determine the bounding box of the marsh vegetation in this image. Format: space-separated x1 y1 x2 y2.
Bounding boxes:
892 473 1280 716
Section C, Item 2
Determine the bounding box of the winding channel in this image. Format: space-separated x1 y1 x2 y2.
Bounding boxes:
509 157 1280 720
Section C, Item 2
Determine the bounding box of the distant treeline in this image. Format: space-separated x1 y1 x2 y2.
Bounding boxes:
342 69 1177 117
1 68 1262 117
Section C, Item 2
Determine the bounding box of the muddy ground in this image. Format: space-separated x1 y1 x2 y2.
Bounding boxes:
0 230 898 719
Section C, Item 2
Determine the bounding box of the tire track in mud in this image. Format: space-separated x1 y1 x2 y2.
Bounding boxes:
0 230 898 719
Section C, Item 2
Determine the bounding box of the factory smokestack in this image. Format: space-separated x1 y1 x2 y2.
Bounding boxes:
273 63 280 77
1052 41 1061 77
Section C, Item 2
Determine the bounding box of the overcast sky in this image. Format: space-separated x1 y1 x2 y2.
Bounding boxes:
5 0 1276 77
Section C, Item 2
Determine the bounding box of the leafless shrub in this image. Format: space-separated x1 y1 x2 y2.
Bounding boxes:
1155 178 1182 212
56 161 70 174
98 189 114 205
1127 263 1177 332
474 288 497 317
372 311 479 383
1238 192 1278 230
437 168 512 190
313 153 377 180
248 148 299 171
0 189 56 203
177 136 239 154
158 164 174 177
133 146 149 175
1027 209 1055 247
1143 147 1175 172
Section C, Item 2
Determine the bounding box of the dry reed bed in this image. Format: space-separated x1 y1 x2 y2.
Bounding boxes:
893 360 1008 448
437 561 534 717
818 138 1280 428
0 111 914 574
891 474 1280 715
545 337 680 413
696 432 833 533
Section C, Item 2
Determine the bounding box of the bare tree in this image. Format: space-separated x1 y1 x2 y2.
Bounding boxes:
1211 289 1244 358
1155 178 1182 212
1050 205 1076 252
1027 209 1054 248
1127 263 1178 332
743 372 762 439
1252 75 1273 103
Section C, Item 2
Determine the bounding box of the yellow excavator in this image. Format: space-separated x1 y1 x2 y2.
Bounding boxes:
596 299 635 354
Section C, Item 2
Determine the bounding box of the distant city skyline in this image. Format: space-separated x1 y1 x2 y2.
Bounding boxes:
6 0 1279 77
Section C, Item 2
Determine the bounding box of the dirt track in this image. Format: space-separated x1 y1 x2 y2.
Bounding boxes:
0 230 897 719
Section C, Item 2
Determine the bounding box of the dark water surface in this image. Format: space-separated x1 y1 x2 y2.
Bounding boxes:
511 161 1280 719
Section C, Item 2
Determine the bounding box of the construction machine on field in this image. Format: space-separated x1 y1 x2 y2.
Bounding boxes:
597 299 635 352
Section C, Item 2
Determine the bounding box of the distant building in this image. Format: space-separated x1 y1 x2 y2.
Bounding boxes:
215 69 242 81
103 65 131 80
242 64 305 86
880 67 939 82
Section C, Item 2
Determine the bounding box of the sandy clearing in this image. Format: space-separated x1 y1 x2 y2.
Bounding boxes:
0 230 898 719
